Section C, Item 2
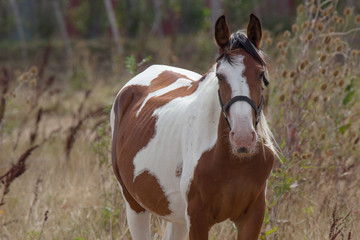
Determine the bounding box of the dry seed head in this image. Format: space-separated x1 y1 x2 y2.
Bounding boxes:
30 78 37 87
18 74 27 83
263 30 270 39
292 24 299 33
357 50 360 56
354 15 360 24
337 17 344 25
293 152 299 158
321 133 325 140
326 4 334 14
322 9 329 17
283 30 291 38
316 44 322 50
301 154 307 159
279 94 285 102
333 37 340 44
280 49 287 56
306 32 314 41
321 83 327 91
326 46 331 52
314 77 319 82
321 68 327 75
332 15 339 23
297 4 305 13
282 70 288 78
344 7 352 17
302 22 308 29
338 79 344 87
23 72 29 80
306 153 312 158
309 4 316 14
30 66 38 75
336 44 343 52
329 27 335 33
323 96 328 102
320 54 327 62
299 62 306 70
265 38 273 46
313 95 319 102
289 71 296 78
277 42 283 49
351 50 357 57
323 36 331 45
316 22 324 31
333 69 340 77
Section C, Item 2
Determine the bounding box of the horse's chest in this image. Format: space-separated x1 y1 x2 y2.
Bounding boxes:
188 158 268 223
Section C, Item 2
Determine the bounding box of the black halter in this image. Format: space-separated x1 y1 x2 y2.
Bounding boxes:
218 88 264 130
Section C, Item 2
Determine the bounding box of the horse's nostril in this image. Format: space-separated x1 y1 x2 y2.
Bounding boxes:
237 147 249 153
230 131 235 137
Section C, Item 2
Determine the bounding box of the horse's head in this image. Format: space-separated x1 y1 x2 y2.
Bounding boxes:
215 14 269 157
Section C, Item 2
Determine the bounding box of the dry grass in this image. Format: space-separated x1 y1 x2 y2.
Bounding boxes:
1 1 359 239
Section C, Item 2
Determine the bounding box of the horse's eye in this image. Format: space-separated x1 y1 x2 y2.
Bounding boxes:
216 73 224 81
259 72 265 80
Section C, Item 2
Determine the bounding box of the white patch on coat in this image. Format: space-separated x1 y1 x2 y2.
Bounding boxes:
111 65 200 138
136 78 192 116
128 65 220 225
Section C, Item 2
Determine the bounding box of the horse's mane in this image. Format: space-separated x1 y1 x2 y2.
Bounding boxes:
217 31 265 66
218 31 280 159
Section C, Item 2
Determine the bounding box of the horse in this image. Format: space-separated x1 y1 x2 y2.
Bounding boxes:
110 14 277 240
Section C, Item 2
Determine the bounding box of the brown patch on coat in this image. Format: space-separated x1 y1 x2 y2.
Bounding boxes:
112 70 200 215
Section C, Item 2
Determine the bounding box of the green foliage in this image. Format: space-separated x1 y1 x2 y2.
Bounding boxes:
125 54 152 75
26 230 40 240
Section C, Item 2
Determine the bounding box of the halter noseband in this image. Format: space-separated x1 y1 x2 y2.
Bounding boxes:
218 89 264 130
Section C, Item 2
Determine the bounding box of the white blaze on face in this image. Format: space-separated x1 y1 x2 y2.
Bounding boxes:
217 55 257 153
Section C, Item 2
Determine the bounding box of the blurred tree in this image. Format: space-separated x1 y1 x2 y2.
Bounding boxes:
179 0 206 33
52 0 72 58
210 0 223 31
36 0 56 39
103 0 123 54
151 0 164 38
10 0 27 60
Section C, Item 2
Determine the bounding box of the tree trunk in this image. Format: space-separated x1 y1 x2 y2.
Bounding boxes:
210 0 223 29
9 0 27 60
103 0 123 55
151 0 164 38
51 0 72 58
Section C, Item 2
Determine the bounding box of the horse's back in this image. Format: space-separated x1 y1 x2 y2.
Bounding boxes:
111 65 202 222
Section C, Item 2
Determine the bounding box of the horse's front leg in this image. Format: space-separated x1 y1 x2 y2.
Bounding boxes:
234 190 266 240
186 196 211 240
187 211 211 240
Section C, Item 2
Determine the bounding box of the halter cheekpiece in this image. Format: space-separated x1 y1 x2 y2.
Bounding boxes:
216 34 269 130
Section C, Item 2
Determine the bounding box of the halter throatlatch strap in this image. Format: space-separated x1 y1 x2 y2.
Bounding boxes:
218 89 263 130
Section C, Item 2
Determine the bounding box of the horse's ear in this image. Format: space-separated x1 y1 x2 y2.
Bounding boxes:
215 15 230 51
247 14 262 49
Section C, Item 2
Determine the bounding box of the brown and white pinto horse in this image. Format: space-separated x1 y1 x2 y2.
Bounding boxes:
111 14 277 240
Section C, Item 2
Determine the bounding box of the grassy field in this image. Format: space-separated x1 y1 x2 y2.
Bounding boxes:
1 2 359 240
